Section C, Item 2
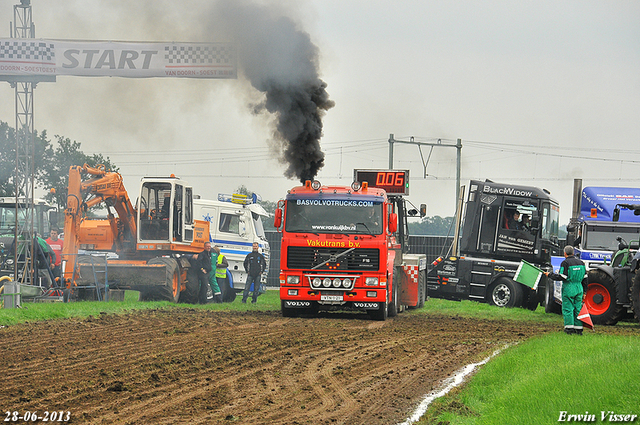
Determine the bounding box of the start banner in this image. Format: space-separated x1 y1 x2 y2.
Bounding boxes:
0 39 236 79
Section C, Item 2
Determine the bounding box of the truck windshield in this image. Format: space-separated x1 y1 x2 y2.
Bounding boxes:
285 200 384 235
0 205 51 236
542 203 559 239
584 224 640 251
0 206 18 234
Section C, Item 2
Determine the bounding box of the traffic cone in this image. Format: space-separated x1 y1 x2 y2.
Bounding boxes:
577 303 594 330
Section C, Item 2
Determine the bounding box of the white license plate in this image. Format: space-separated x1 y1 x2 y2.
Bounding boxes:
321 294 343 302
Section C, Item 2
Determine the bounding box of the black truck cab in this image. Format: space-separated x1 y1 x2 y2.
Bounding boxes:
428 180 561 309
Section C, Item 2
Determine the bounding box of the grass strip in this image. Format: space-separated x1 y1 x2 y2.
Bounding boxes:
418 332 640 424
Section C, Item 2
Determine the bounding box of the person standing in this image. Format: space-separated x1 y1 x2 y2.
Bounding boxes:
209 246 223 303
45 227 64 282
545 245 587 335
214 246 231 301
243 242 266 304
196 242 213 304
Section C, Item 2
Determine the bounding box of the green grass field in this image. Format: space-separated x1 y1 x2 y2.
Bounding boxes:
418 331 640 425
1 290 639 424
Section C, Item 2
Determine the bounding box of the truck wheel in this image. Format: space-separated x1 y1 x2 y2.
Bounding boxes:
488 277 523 308
418 269 426 308
632 270 640 324
409 269 427 309
368 300 388 321
388 269 401 317
585 270 623 325
544 281 562 314
142 257 180 302
178 265 199 304
220 277 236 303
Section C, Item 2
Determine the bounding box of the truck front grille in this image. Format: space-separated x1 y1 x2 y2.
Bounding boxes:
287 246 379 271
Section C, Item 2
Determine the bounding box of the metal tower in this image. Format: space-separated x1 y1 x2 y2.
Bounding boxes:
2 0 54 283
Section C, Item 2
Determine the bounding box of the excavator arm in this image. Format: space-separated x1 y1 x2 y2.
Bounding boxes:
61 164 137 287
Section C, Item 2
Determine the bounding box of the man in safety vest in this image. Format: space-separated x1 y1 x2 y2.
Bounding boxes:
209 247 223 303
545 245 587 335
214 246 230 301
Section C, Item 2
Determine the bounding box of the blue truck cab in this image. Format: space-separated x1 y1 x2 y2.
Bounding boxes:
548 186 640 324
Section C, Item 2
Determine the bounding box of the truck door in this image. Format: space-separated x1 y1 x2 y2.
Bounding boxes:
476 203 500 254
173 185 183 242
219 210 247 240
138 182 172 242
182 187 194 243
496 199 537 258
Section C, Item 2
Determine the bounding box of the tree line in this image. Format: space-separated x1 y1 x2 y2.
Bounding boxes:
0 121 117 210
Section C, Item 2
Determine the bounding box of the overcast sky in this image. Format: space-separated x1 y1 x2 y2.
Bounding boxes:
1 0 639 225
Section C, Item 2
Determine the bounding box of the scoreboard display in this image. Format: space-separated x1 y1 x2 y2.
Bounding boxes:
354 169 409 195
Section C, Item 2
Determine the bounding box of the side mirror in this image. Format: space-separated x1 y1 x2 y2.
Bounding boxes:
613 206 620 222
420 204 427 218
389 213 398 233
274 208 282 229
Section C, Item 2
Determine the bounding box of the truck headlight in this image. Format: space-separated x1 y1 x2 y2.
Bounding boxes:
287 276 300 284
365 277 378 286
312 277 321 288
322 278 332 288
332 278 342 288
342 278 352 288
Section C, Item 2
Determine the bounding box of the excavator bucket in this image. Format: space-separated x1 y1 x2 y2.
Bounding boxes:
75 260 173 300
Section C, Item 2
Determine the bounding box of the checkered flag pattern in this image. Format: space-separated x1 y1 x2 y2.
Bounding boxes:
164 44 234 65
403 265 420 284
0 40 55 62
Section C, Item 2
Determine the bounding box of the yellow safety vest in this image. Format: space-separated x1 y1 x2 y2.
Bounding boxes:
216 254 227 278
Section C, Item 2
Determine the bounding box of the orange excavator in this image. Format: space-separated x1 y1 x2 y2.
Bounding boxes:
61 164 209 302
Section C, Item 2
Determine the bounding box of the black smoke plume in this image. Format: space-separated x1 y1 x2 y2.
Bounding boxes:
209 1 334 182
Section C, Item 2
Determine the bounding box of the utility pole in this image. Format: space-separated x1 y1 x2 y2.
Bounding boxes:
388 134 463 211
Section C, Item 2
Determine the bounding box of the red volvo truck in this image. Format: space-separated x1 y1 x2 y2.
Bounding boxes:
274 169 427 320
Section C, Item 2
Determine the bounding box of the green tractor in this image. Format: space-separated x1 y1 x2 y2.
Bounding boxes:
585 203 640 325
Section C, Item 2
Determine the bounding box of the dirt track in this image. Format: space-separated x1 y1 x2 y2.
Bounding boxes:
0 309 556 424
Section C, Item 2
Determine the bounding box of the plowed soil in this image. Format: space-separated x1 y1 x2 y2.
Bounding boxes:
0 309 557 424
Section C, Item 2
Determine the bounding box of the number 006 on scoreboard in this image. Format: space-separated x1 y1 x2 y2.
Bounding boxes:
353 169 409 195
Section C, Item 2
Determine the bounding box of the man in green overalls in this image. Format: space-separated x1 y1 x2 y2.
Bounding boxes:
209 246 223 303
545 245 587 335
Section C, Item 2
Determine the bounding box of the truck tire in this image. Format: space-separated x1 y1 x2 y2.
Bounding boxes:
179 265 200 304
487 277 523 308
632 270 640 324
524 288 539 311
388 268 401 317
368 300 388 321
220 272 236 303
585 270 624 325
544 281 562 314
142 257 180 302
409 269 427 309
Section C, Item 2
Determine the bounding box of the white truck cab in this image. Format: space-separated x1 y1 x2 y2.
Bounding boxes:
193 193 270 291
